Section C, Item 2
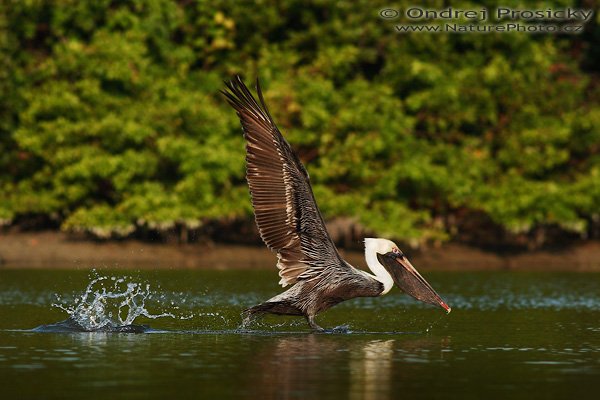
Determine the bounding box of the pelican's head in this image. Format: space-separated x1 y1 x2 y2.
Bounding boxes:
364 238 451 314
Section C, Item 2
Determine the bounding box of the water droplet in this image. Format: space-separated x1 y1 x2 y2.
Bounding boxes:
51 272 193 331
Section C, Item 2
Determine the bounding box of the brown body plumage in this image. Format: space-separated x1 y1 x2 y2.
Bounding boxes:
244 268 384 330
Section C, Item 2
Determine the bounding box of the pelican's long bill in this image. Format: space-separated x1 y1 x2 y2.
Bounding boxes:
376 252 451 313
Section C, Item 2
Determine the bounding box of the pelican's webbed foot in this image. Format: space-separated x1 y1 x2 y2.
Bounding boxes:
306 315 325 332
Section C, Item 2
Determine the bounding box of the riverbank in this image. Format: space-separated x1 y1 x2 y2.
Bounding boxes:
1 231 599 271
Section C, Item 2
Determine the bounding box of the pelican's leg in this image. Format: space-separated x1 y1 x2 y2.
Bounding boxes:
306 315 325 332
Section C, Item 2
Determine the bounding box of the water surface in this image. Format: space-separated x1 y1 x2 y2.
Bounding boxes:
0 269 598 399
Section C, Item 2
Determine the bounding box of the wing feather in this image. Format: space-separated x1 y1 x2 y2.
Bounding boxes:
222 76 345 286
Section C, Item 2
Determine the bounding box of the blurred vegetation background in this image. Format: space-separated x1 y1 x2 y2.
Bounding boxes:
0 0 598 250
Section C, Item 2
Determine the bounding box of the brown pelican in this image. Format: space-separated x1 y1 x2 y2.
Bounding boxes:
223 76 451 331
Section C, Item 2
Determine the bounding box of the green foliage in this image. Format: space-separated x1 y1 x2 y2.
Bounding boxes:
1 0 599 245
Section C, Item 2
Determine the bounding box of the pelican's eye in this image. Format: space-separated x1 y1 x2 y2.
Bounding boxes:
392 247 404 257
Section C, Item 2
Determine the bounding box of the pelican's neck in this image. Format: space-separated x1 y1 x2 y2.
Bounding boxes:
365 247 394 295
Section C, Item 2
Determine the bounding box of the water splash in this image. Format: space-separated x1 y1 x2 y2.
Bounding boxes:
48 271 193 332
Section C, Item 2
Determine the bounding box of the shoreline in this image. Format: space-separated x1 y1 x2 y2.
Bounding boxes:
1 231 600 271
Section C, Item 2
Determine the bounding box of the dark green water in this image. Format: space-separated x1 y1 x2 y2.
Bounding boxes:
0 269 599 399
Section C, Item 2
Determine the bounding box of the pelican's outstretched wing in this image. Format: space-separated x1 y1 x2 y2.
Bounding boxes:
222 76 346 286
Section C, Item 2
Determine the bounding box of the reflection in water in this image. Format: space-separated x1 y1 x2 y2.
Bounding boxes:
350 340 395 400
251 335 337 399
248 335 452 399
